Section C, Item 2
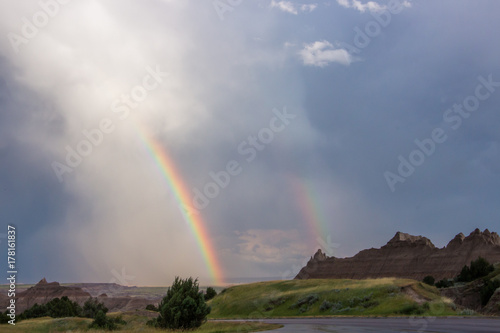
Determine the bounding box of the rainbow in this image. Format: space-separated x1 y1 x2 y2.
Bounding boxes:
137 129 224 285
291 178 330 249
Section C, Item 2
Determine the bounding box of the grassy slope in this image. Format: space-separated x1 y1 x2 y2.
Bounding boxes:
0 313 281 333
208 278 457 318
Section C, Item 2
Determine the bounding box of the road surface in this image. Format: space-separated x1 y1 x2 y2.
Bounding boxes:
233 317 500 332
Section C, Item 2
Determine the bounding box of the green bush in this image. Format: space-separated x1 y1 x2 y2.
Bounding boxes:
435 279 454 288
290 294 319 309
397 303 425 315
154 277 211 330
89 311 126 330
0 311 10 324
319 300 333 311
83 298 108 318
480 279 500 306
205 287 217 301
146 304 159 312
423 275 435 286
89 310 116 330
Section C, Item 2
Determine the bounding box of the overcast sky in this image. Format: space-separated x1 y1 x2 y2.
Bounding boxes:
1 0 500 286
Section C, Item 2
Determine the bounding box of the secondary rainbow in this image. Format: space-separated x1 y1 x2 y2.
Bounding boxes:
137 128 224 285
292 178 330 248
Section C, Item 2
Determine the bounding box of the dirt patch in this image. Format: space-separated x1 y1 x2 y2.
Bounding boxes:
401 285 429 304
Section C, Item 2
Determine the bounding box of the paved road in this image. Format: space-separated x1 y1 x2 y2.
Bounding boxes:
241 317 500 333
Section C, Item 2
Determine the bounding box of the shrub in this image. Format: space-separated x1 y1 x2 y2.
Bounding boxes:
435 279 454 288
362 300 379 308
89 310 116 330
264 297 286 311
330 302 344 312
204 287 217 301
146 304 159 312
154 277 210 330
458 308 476 316
0 311 10 324
347 296 363 307
423 276 435 286
83 298 108 318
397 303 425 315
290 294 319 309
319 300 333 311
480 279 500 306
334 306 351 313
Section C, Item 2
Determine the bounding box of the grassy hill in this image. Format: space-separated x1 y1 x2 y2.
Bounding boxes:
208 278 458 318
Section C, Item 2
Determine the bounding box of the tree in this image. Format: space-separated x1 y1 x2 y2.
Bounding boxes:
20 297 82 320
457 265 472 282
457 257 494 282
470 257 494 280
204 287 217 301
154 277 211 330
83 297 108 318
45 296 82 317
422 276 435 286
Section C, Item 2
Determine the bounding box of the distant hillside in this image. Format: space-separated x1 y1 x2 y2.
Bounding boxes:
295 229 500 281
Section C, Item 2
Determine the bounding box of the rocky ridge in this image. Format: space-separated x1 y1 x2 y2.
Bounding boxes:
295 229 500 281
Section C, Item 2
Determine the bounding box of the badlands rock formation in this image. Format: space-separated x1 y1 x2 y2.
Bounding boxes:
0 278 157 313
295 229 500 281
9 278 92 313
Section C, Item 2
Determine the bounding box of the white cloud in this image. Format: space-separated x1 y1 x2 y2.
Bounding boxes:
270 1 318 15
271 0 298 14
299 40 352 67
300 4 318 12
337 0 411 13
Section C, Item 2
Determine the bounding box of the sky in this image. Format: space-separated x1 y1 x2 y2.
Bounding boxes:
1 0 500 286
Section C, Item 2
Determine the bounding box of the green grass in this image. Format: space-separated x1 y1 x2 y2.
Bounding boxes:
208 278 457 318
0 314 281 332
